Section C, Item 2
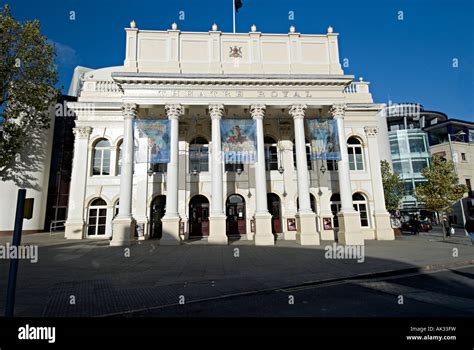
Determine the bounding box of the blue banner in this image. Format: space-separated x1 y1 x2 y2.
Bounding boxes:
134 120 170 163
306 119 341 160
221 119 257 164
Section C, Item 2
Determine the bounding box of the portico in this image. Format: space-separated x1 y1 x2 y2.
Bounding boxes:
64 23 394 246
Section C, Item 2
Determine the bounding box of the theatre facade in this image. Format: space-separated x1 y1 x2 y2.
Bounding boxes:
64 23 394 246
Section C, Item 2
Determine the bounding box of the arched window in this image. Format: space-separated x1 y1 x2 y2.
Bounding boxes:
92 139 111 175
330 193 341 228
189 136 209 173
353 192 369 227
116 140 123 175
347 137 364 171
264 136 278 171
293 139 312 170
87 198 107 236
117 139 138 175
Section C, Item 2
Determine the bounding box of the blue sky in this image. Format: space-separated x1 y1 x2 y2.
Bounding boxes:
7 0 474 121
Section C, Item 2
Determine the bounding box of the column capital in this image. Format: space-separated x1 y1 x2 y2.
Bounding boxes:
165 104 184 120
250 104 266 120
209 104 224 120
364 126 378 137
122 103 138 120
289 104 307 120
73 126 92 139
330 103 346 119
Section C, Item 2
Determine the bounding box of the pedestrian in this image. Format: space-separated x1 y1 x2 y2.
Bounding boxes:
465 215 474 245
443 217 451 237
411 216 419 235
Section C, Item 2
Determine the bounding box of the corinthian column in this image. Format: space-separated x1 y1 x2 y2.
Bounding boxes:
251 104 274 246
111 103 137 246
65 126 92 239
160 104 184 245
331 103 363 245
289 104 320 245
208 104 228 245
364 126 394 240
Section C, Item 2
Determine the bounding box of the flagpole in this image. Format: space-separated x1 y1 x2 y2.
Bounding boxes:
232 0 236 33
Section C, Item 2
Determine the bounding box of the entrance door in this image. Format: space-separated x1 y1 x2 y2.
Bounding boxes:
189 195 210 237
267 193 282 234
150 195 166 239
226 194 246 236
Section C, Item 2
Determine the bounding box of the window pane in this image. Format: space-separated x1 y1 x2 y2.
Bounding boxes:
356 154 363 170
96 140 111 147
412 160 427 173
349 155 355 170
97 226 106 235
88 226 96 235
409 137 426 153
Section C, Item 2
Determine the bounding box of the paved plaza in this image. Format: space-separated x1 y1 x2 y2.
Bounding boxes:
0 227 472 317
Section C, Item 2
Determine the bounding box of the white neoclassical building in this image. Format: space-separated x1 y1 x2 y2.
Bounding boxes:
64 22 394 246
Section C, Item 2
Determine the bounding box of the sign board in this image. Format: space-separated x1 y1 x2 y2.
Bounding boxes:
24 198 34 220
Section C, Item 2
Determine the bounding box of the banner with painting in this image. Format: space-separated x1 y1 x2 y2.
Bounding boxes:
306 119 341 160
221 119 257 163
134 120 170 163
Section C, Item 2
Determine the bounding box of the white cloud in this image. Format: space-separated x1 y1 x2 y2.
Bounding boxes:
48 40 79 67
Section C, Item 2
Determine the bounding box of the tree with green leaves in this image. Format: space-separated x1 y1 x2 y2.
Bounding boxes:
381 160 404 214
415 155 467 239
0 4 60 180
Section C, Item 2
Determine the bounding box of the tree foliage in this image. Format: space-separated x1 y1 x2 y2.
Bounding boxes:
415 155 467 215
380 160 404 213
0 4 60 178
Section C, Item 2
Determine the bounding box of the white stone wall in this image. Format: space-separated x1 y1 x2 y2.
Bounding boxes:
0 107 55 233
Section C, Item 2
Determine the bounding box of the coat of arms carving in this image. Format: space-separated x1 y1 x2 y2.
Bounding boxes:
229 46 243 58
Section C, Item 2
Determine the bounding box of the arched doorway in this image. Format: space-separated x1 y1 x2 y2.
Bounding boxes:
87 198 107 237
330 193 341 228
296 194 317 213
267 193 282 234
150 195 166 239
189 195 210 237
226 194 246 236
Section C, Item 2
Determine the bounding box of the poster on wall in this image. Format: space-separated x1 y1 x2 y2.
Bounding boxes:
134 120 170 163
323 217 333 230
306 119 341 160
221 119 257 164
287 218 297 231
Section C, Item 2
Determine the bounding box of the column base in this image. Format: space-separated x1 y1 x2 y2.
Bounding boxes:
319 212 336 241
337 211 364 246
208 215 228 245
110 217 136 246
65 220 85 239
374 212 395 240
254 213 275 246
295 212 320 245
160 216 182 245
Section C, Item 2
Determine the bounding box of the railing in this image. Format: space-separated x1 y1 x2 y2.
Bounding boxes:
344 81 370 94
344 83 358 93
50 220 66 234
95 81 121 93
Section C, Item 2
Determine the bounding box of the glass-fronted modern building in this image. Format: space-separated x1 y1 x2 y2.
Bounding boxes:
385 103 447 213
423 119 474 226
